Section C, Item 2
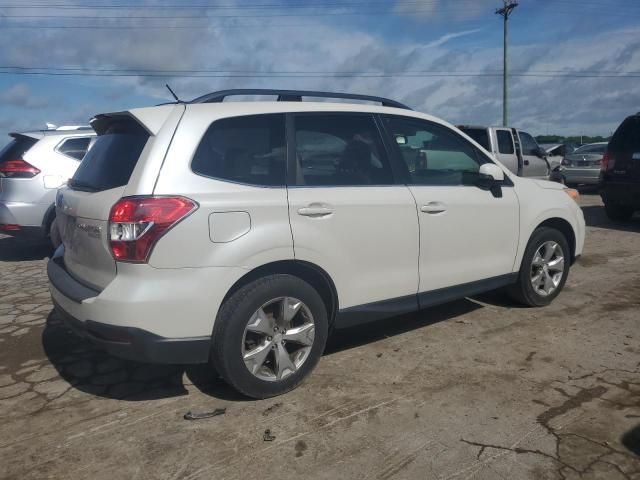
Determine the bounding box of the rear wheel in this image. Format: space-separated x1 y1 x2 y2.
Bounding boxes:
211 274 328 399
508 227 570 307
604 202 634 222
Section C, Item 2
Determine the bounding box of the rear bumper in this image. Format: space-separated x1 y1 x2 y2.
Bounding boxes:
558 167 601 185
47 249 211 364
0 200 49 237
52 298 211 364
601 182 640 208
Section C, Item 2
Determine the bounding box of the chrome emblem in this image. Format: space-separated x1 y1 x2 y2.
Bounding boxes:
76 223 102 238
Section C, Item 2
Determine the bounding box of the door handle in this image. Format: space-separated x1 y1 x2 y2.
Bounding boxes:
524 159 530 165
298 205 334 217
420 202 446 214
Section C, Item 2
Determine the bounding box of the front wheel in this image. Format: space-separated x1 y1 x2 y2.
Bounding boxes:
508 227 570 307
211 274 328 399
604 202 634 222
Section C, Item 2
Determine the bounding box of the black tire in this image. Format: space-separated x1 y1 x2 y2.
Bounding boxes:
49 216 62 249
211 274 328 399
508 227 571 307
604 202 634 222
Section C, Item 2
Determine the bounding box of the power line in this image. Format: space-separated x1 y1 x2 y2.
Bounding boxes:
2 66 639 75
0 69 638 79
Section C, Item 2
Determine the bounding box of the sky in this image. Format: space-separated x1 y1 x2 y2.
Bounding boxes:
1 0 639 140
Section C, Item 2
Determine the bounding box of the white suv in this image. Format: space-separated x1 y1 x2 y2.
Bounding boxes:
47 89 585 398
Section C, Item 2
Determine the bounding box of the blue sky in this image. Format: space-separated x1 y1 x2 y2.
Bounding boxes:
1 0 639 139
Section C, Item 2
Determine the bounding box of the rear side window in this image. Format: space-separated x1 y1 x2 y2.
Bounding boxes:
459 127 490 151
69 119 149 192
609 116 640 152
294 113 393 186
191 114 286 186
497 130 515 154
0 137 38 164
56 137 92 160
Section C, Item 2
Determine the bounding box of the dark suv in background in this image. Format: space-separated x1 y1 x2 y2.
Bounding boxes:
601 113 640 221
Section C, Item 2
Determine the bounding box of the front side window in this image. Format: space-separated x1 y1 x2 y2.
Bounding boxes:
519 131 539 156
385 116 485 186
294 113 393 186
57 137 92 160
497 130 515 154
192 114 286 186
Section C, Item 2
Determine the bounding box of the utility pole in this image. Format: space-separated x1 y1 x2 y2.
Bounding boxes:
496 1 518 126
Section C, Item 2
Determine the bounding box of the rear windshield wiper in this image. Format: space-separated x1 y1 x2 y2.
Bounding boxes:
68 178 99 192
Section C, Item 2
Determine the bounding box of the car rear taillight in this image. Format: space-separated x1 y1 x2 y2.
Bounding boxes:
601 152 609 171
0 224 21 231
108 196 198 263
0 159 41 178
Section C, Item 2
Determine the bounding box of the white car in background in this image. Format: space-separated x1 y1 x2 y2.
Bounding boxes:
0 126 95 242
47 89 585 398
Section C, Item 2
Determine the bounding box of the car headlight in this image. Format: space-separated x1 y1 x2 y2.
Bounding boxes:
564 188 580 204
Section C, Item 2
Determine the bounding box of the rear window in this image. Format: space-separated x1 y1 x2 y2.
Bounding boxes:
574 144 606 154
459 127 490 151
56 137 92 161
0 136 38 164
609 116 640 152
191 113 286 186
69 119 149 192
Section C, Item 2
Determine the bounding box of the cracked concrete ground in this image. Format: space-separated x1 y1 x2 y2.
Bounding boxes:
1 192 639 480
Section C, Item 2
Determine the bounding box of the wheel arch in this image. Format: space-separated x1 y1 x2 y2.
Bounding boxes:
221 260 339 325
533 217 577 263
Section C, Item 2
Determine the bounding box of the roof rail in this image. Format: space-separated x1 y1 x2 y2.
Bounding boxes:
190 89 411 110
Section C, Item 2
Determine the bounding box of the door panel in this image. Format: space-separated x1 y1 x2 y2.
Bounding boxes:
288 187 419 309
381 115 520 296
409 186 519 292
288 112 419 310
518 131 549 179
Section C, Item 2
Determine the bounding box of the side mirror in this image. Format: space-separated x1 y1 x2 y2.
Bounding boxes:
477 163 505 198
535 147 547 158
479 163 505 182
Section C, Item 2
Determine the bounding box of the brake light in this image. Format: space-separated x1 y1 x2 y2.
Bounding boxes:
0 159 41 178
0 224 21 231
108 196 197 263
601 152 609 171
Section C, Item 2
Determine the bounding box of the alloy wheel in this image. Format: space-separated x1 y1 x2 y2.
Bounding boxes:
242 297 315 381
530 240 565 297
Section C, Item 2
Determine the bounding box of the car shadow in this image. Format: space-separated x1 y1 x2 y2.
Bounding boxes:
0 235 53 262
326 297 485 354
581 205 640 232
42 311 249 402
43 295 497 402
622 424 640 456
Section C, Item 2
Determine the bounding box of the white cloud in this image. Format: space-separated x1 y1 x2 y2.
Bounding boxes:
0 84 49 109
0 4 638 136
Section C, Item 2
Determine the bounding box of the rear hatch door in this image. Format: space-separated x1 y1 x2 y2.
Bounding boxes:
58 116 150 290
